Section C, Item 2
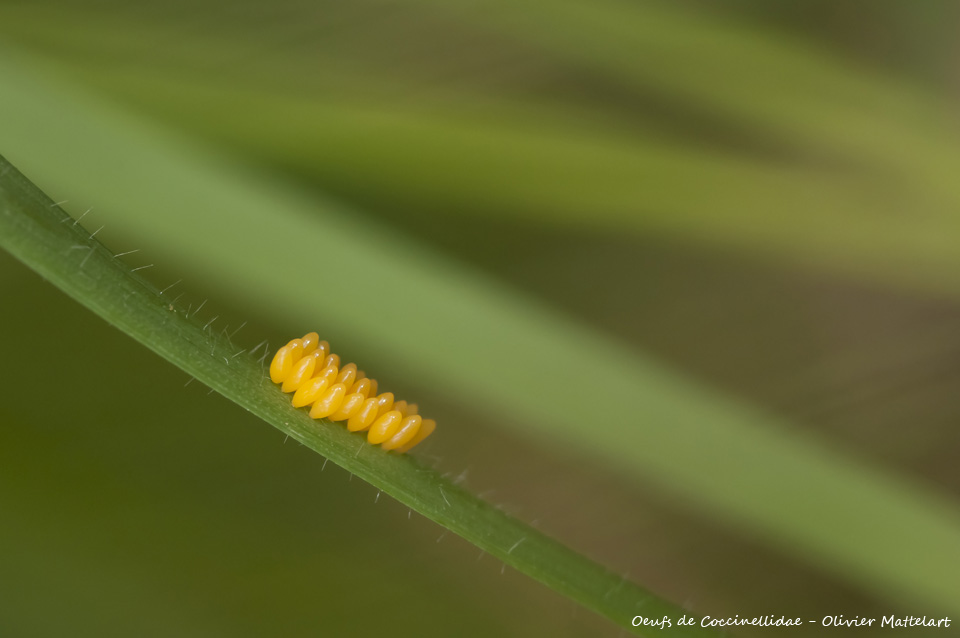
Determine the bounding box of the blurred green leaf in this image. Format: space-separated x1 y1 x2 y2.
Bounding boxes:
418 0 960 192
74 70 960 298
4 3 960 298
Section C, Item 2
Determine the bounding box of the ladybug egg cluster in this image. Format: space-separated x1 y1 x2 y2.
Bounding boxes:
269 332 435 453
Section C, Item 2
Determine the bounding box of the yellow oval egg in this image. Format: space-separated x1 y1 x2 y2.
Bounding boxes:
373 392 394 415
336 362 358 388
347 398 380 432
396 418 436 453
269 339 303 383
367 410 403 444
309 383 348 419
300 332 320 355
291 376 330 408
349 378 375 399
329 392 366 422
281 352 318 393
381 415 422 451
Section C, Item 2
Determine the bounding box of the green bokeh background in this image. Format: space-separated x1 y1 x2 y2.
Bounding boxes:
2 1 960 636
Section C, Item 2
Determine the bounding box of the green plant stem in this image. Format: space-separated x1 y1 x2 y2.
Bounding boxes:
0 153 719 636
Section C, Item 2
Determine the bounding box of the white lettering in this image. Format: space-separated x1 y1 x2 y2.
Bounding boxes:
632 616 671 629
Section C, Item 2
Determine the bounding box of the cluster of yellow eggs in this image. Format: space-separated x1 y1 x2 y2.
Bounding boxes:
269 332 435 453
